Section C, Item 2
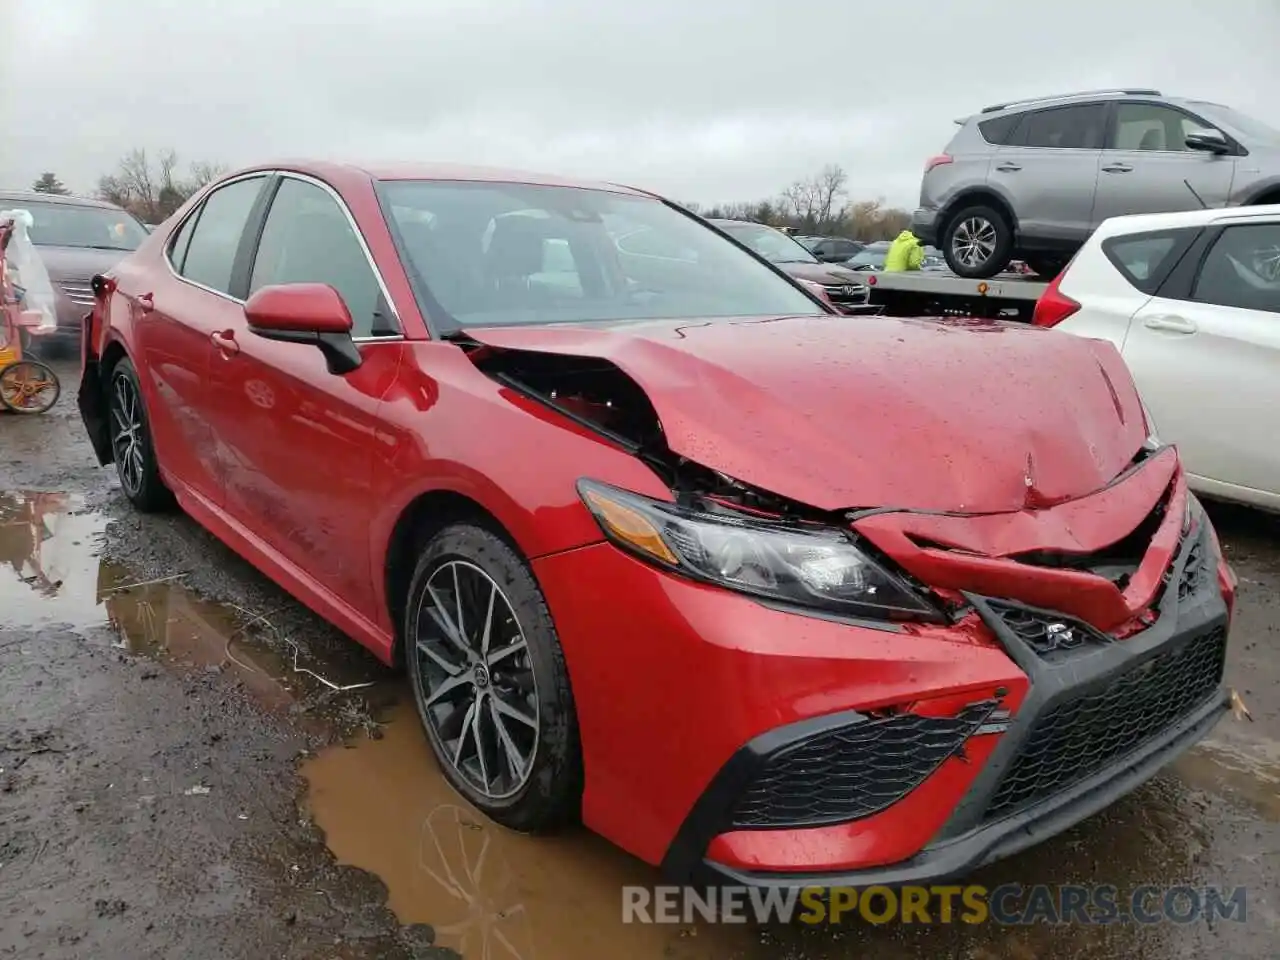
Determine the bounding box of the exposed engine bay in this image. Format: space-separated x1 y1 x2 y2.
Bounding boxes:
466 342 828 522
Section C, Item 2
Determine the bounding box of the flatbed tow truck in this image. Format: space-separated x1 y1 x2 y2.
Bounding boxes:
860 269 1049 322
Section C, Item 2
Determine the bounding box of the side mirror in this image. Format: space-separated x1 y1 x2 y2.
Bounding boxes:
244 283 362 375
1185 128 1230 154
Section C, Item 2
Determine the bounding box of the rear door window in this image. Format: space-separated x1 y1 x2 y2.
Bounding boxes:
1192 223 1280 313
1101 228 1198 294
1022 104 1107 149
167 211 197 273
179 176 268 295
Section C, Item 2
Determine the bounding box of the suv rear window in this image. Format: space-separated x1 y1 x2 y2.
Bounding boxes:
1101 228 1198 294
978 113 1023 145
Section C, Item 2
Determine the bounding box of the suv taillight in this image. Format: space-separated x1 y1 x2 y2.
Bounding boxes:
924 154 953 174
1031 271 1080 328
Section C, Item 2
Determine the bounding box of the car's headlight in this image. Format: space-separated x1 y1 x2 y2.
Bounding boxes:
577 479 942 622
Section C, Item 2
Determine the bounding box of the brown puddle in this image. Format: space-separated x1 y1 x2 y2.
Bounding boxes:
303 704 759 959
1174 733 1280 822
0 489 383 713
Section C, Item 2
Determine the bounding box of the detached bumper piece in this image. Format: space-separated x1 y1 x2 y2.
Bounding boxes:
730 700 1001 829
664 521 1231 889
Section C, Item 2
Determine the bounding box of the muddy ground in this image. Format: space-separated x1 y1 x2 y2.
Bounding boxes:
1 358 1277 959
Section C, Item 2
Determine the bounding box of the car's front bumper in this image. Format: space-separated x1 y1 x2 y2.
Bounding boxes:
533 510 1229 885
671 521 1230 888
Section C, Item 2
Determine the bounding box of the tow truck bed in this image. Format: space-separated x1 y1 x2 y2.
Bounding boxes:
863 270 1048 321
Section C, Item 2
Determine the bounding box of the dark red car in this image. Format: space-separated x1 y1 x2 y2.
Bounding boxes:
78 161 1236 890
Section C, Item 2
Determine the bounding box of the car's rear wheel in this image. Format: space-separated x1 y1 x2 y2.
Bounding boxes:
943 204 1013 278
107 357 172 511
406 523 582 832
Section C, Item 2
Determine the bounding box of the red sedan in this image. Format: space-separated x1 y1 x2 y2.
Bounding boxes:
78 161 1236 889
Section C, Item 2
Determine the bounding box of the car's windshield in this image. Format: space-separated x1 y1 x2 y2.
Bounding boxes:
378 181 820 331
715 222 819 264
9 200 149 251
1188 102 1280 147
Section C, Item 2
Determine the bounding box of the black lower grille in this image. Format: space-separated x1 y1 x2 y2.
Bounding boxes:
730 701 996 828
984 626 1226 821
988 602 1112 661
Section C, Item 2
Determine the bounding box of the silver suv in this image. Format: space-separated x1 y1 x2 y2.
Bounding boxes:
911 88 1280 279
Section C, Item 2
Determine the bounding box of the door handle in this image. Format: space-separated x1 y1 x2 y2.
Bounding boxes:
1142 314 1198 334
995 162 1022 172
210 329 240 355
1102 163 1133 173
136 292 154 313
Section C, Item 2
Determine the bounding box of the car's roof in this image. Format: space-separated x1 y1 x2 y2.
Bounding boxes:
1094 203 1280 237
228 159 652 198
0 190 124 210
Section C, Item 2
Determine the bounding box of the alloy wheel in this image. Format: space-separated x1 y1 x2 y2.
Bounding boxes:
413 560 540 801
111 372 146 497
952 216 998 269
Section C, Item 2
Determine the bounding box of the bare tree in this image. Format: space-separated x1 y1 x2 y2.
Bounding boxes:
780 179 819 229
96 149 227 222
842 198 912 242
701 164 910 241
812 164 848 231
189 160 231 190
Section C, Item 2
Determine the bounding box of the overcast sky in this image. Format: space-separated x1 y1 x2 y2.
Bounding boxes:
2 0 1277 210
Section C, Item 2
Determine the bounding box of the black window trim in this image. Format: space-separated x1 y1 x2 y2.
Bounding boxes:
978 111 1025 147
162 171 273 303
1099 226 1201 295
1102 99 1248 157
1152 225 1217 302
164 169 405 343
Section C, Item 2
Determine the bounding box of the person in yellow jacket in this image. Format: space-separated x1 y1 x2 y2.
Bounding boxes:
883 230 925 271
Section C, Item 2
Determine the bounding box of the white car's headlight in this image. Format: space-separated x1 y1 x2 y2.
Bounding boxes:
578 479 942 622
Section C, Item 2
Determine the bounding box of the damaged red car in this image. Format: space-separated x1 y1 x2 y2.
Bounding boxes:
78 161 1237 889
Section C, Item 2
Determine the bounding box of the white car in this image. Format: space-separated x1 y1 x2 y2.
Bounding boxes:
1033 204 1280 511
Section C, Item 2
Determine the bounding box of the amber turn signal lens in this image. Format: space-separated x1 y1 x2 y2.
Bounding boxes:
581 488 678 565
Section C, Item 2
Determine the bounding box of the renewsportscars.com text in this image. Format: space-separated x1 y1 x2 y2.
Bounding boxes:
622 884 1248 926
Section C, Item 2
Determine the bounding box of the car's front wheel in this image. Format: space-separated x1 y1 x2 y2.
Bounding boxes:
405 523 582 832
943 204 1013 278
107 357 172 511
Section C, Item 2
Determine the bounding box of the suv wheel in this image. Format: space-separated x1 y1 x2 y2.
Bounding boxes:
943 205 1013 278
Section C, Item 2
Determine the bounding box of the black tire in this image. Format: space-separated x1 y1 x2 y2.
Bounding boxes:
1024 255 1068 279
942 204 1014 279
107 357 173 512
405 523 582 832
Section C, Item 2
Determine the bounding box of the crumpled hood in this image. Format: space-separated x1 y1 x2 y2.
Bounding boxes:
777 262 866 286
464 315 1149 513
